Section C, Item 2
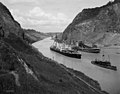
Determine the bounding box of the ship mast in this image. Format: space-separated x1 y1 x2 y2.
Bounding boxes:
102 50 105 61
54 34 58 47
81 31 83 49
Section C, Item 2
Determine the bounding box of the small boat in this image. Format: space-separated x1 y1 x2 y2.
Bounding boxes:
91 54 117 71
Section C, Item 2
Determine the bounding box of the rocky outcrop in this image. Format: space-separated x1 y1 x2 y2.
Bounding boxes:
62 0 120 46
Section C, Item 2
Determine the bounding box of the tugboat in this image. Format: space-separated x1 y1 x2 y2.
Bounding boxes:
50 36 81 59
91 54 117 71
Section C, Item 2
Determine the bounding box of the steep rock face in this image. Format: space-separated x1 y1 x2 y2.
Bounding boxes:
0 2 22 37
62 0 120 46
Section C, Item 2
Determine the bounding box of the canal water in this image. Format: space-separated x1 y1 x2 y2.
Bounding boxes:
33 37 120 94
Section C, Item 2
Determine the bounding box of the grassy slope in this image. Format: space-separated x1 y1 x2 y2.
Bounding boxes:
24 29 49 43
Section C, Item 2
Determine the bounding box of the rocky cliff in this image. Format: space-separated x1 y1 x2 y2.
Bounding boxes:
0 2 22 38
62 0 120 46
0 2 108 94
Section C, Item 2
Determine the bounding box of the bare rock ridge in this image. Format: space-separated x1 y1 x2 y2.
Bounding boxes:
0 2 108 94
62 0 120 46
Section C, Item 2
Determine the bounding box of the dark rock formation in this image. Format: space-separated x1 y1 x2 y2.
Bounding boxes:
62 0 120 46
0 2 108 94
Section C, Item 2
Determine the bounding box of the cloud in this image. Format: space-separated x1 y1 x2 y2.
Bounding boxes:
28 7 71 25
10 7 71 32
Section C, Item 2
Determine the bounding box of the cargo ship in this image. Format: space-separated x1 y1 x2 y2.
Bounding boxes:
71 30 100 53
50 45 81 59
50 36 81 59
72 41 100 53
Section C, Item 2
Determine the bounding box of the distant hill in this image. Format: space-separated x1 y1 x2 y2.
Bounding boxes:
62 0 120 46
23 29 49 43
46 32 62 37
23 30 62 43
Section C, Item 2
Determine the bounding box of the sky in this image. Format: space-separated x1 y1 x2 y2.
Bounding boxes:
0 0 112 33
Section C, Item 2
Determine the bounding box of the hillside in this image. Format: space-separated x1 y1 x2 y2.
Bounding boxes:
0 2 22 38
23 29 48 43
46 32 62 37
62 0 120 46
0 2 108 94
0 2 48 44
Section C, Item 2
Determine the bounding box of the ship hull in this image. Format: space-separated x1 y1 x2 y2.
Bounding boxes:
91 61 117 71
78 48 100 53
50 46 81 59
72 46 100 53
